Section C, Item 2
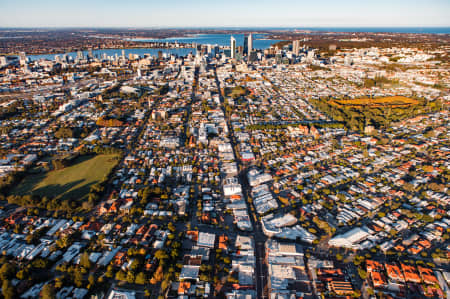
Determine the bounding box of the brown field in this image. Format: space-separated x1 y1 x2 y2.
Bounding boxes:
332 96 419 108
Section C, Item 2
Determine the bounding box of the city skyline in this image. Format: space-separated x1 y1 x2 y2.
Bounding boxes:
0 0 449 28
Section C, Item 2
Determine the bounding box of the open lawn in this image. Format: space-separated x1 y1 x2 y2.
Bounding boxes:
12 154 119 201
333 96 419 108
225 85 249 98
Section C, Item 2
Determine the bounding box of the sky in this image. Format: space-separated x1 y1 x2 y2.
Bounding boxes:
0 0 449 28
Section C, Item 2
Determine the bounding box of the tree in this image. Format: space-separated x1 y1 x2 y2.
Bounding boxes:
151 266 164 283
16 268 29 280
126 271 135 284
352 290 362 298
32 258 48 269
55 276 64 289
170 248 179 260
129 259 140 271
80 252 91 269
135 272 146 285
115 270 127 281
155 250 168 261
105 265 114 278
160 277 170 292
358 267 367 280
0 263 15 281
56 236 71 249
167 222 176 233
54 127 73 139
41 283 56 299
88 274 95 289
74 269 83 288
2 280 15 299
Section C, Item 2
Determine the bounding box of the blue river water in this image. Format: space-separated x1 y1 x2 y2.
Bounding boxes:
27 48 196 61
27 33 281 61
26 28 448 61
130 33 282 48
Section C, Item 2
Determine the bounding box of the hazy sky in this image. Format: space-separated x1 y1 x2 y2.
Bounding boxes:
0 0 449 28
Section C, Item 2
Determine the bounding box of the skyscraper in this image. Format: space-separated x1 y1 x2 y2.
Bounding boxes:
230 36 236 59
88 48 93 60
306 50 315 63
213 45 220 57
76 50 84 60
0 56 7 67
292 40 300 56
19 52 27 66
247 33 253 54
244 36 248 55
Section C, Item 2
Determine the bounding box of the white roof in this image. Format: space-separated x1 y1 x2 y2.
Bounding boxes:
198 232 215 248
107 289 136 299
180 265 200 280
329 227 370 248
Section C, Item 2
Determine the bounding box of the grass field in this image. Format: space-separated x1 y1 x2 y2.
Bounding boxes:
333 96 419 108
12 154 119 201
225 86 248 98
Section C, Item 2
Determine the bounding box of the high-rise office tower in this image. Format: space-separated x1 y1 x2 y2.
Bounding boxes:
0 56 7 67
247 33 253 54
19 52 27 66
88 48 93 59
213 45 220 57
238 46 244 56
230 36 236 59
292 40 301 56
306 50 315 63
77 50 84 60
244 36 248 55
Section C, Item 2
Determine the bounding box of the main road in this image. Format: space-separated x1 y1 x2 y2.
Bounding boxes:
213 65 268 299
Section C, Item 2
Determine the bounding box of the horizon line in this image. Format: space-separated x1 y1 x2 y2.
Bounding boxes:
1 26 450 30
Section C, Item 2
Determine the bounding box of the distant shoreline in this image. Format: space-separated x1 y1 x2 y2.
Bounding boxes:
1 27 449 34
1 28 448 56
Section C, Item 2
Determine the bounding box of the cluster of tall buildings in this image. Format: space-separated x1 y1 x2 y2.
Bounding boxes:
230 33 253 60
